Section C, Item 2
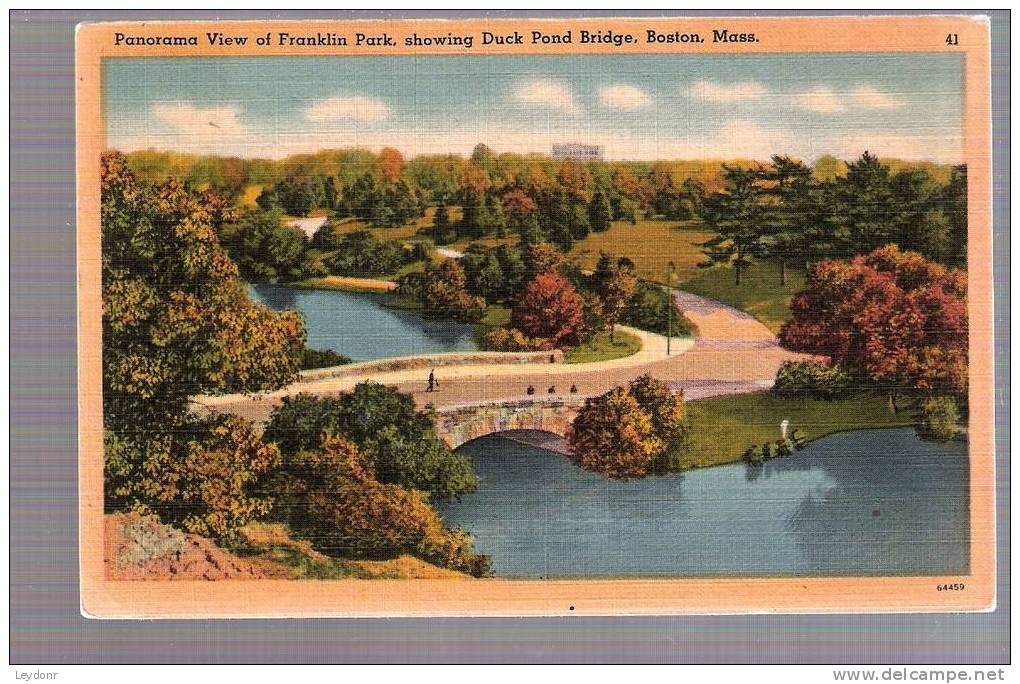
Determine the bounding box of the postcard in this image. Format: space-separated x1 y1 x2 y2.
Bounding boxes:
76 14 995 617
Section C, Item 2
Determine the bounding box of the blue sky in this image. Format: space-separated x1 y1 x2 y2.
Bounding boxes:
104 53 963 162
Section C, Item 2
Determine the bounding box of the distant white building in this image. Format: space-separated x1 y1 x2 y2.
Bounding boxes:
552 143 603 161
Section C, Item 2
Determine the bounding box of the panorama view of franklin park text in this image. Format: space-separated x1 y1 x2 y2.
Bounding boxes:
101 54 970 581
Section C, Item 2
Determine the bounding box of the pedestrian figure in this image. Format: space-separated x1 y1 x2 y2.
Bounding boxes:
427 368 438 393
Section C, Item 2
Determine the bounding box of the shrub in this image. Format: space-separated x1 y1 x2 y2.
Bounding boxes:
916 396 961 442
482 326 548 352
299 347 352 370
771 361 852 400
622 282 694 337
263 384 478 500
273 435 489 575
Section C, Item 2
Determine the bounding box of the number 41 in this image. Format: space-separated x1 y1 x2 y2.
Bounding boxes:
946 33 959 46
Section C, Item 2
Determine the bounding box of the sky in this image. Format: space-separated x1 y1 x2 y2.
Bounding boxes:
104 53 964 163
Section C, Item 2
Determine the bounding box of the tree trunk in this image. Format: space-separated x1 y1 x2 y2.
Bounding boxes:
780 259 787 286
734 262 742 286
888 391 899 414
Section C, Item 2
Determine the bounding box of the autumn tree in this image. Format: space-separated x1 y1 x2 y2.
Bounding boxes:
266 434 487 574
378 147 405 183
420 258 485 321
628 375 689 473
512 272 585 348
779 245 967 411
568 386 663 479
101 151 304 536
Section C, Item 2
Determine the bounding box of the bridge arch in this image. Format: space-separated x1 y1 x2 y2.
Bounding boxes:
432 398 584 450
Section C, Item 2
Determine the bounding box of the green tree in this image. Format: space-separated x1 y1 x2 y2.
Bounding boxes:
591 254 638 342
262 384 478 500
323 175 340 210
229 208 308 282
588 190 613 233
761 155 813 285
421 259 485 320
700 164 769 285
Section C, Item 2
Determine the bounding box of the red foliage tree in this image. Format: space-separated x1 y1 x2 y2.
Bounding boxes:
779 245 967 409
511 272 585 348
377 147 405 183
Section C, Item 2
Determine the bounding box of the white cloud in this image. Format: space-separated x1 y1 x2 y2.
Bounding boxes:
851 85 904 110
512 78 581 114
151 101 247 136
599 84 651 111
304 96 391 123
795 87 844 113
689 80 767 102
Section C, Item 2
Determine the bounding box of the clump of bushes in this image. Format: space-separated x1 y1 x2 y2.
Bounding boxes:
916 396 962 442
398 260 486 322
268 434 490 577
299 347 352 370
263 383 478 501
742 429 807 466
771 361 852 400
482 327 548 352
621 281 695 337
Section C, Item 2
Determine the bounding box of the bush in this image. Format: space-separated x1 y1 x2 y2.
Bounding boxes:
916 396 961 441
299 347 352 370
771 361 852 400
272 435 489 575
263 384 478 500
622 282 694 337
482 327 548 352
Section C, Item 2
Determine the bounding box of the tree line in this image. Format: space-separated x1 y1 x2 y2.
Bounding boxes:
701 152 967 285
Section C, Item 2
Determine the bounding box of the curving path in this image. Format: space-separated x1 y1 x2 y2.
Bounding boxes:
196 291 811 424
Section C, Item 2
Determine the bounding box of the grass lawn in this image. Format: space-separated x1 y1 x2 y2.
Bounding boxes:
563 330 642 364
680 260 807 333
683 391 914 469
471 305 511 343
568 218 715 284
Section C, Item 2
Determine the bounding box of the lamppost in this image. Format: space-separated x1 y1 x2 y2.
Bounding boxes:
666 261 676 356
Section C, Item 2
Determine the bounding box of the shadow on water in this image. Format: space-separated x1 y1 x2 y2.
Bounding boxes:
441 427 969 579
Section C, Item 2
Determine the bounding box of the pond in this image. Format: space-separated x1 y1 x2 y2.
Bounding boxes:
249 283 479 361
439 427 969 578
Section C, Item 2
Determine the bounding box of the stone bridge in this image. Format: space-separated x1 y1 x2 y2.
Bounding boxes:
431 398 586 449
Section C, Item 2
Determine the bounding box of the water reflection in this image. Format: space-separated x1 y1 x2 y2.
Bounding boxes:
441 428 969 578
